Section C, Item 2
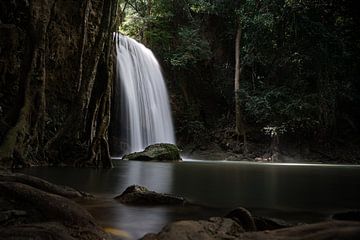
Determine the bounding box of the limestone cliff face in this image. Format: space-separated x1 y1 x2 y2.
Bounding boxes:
0 0 119 167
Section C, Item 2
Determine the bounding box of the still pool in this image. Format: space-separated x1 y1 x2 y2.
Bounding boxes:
18 160 360 239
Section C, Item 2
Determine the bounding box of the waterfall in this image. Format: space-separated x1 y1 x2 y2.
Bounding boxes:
113 33 175 155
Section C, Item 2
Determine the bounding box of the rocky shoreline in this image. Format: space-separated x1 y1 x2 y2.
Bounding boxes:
180 128 360 164
141 219 360 240
182 144 360 164
0 170 110 240
1 172 360 240
116 185 360 240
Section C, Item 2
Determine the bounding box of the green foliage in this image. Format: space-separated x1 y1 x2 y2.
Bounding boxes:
235 0 359 138
119 0 360 142
169 27 211 68
242 86 319 134
189 0 214 14
178 119 207 143
121 0 212 69
263 125 286 138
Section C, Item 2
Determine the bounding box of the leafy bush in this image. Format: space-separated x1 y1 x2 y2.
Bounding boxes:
242 86 319 136
169 27 211 68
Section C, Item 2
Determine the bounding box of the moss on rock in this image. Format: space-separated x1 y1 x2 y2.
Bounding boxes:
122 143 182 162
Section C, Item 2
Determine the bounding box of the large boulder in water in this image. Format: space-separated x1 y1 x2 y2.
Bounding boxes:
115 185 187 205
122 143 182 162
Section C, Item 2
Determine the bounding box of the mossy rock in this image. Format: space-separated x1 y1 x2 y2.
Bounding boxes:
122 143 182 162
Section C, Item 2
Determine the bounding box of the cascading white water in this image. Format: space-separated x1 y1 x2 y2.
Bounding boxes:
114 33 175 154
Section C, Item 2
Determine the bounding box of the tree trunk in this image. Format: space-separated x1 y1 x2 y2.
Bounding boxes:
147 0 152 16
0 0 119 168
318 69 337 141
234 23 248 153
234 25 242 135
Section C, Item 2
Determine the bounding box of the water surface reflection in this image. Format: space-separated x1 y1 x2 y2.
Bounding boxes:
18 160 360 239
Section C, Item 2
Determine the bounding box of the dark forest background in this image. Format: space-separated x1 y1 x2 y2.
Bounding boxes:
1 0 359 167
118 0 360 163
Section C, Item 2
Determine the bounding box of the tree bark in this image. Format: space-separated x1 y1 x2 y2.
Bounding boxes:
147 0 152 16
234 25 243 135
234 23 248 153
0 0 119 168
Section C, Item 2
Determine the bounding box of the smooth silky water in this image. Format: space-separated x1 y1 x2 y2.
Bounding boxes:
113 34 175 155
18 160 360 239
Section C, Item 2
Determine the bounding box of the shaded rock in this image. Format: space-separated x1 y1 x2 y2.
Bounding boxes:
226 207 292 231
225 207 256 231
239 220 360 240
0 173 110 240
141 219 360 240
0 210 27 223
0 182 94 226
122 143 182 162
115 185 187 205
0 222 79 240
0 171 90 199
332 210 360 222
141 217 244 240
253 216 293 231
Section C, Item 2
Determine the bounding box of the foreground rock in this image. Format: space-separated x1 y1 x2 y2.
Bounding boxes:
0 171 90 199
332 210 360 222
225 207 256 231
141 207 360 240
122 143 182 162
225 207 293 231
253 216 293 231
0 171 109 240
239 221 360 240
115 185 187 205
141 219 360 240
141 217 244 240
